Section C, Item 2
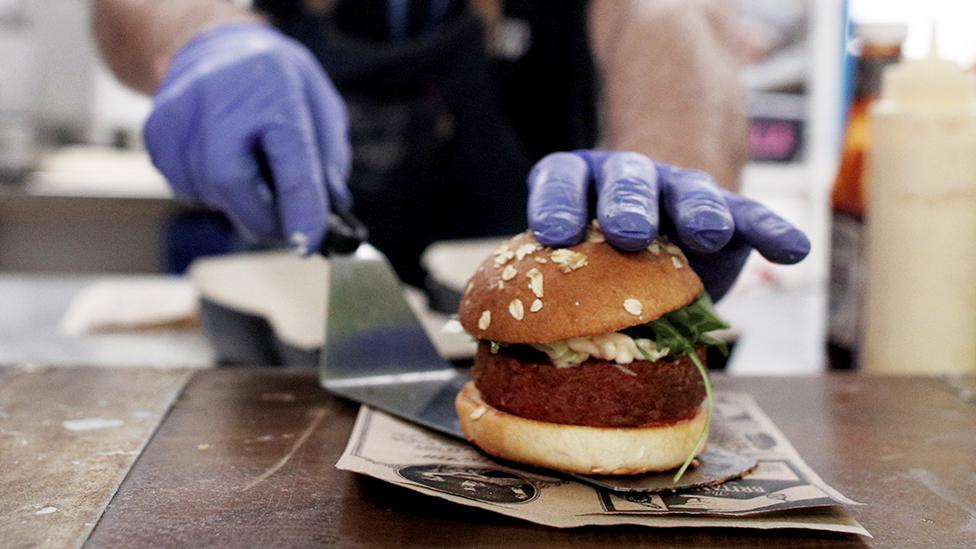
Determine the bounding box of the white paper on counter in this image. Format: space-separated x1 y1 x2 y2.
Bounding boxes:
337 392 869 536
60 278 198 335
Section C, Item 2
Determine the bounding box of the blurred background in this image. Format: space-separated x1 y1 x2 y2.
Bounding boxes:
0 0 972 373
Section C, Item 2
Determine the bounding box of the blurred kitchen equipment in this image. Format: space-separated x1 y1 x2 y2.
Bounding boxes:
191 250 334 366
746 92 805 162
0 0 148 174
0 0 36 178
737 0 809 163
59 278 199 335
827 22 905 369
189 232 479 367
863 33 976 374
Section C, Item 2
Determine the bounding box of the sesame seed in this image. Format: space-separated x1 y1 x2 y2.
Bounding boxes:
508 298 525 320
550 248 573 261
478 310 491 330
515 242 541 260
530 299 543 312
586 219 605 242
535 257 547 263
464 281 474 295
494 249 515 266
664 243 683 256
526 268 544 298
624 298 643 316
611 364 638 377
567 252 588 270
647 242 661 255
501 265 517 281
551 249 588 273
672 256 684 269
470 405 488 420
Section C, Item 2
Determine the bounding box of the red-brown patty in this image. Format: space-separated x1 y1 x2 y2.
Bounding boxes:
472 342 706 428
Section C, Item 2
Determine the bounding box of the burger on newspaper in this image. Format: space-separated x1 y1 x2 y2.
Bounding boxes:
456 223 728 481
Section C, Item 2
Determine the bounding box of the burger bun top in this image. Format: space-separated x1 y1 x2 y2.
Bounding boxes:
458 229 704 344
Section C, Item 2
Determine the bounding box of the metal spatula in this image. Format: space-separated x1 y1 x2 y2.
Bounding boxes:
319 211 468 438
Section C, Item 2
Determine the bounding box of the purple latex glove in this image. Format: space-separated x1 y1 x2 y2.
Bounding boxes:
145 23 351 254
527 150 810 300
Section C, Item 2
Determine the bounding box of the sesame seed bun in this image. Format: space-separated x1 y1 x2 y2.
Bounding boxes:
455 382 707 474
458 230 704 343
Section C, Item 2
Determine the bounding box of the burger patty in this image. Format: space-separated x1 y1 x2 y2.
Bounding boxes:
472 342 706 428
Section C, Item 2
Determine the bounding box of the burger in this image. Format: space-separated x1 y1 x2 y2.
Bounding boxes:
455 223 728 478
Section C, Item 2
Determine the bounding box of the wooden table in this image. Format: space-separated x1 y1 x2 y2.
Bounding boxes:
2 367 974 548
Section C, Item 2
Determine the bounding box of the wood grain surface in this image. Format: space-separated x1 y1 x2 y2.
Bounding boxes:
0 366 191 549
721 375 976 548
82 369 976 548
85 368 359 547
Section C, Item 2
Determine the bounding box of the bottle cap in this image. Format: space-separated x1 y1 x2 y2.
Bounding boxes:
881 25 976 107
854 22 907 47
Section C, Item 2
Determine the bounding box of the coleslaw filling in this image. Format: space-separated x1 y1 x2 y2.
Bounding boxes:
530 333 670 368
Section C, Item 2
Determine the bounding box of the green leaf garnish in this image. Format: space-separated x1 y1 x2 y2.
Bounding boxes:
490 341 503 354
648 294 728 352
672 350 712 483
644 293 728 483
699 334 729 357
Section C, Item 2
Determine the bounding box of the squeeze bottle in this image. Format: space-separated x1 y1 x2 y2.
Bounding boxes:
863 37 976 374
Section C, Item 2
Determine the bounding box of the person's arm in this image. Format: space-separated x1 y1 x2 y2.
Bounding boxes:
92 0 259 93
92 1 351 253
528 2 806 300
589 0 747 190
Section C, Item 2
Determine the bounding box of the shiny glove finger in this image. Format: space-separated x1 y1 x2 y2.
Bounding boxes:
527 152 590 247
304 57 353 214
144 23 353 253
259 102 330 255
723 191 810 264
194 117 324 249
593 151 660 252
193 113 279 242
682 244 752 301
206 172 280 243
147 87 280 242
658 164 735 253
144 95 194 200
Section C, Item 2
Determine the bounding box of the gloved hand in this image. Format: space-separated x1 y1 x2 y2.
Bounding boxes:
527 150 810 300
145 23 351 254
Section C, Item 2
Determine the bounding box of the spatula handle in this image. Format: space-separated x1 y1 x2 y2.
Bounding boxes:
252 148 367 256
321 209 369 256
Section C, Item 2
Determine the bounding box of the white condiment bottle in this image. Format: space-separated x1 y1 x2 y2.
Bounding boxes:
863 36 976 374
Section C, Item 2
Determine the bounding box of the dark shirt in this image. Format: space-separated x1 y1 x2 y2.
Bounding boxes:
254 0 597 285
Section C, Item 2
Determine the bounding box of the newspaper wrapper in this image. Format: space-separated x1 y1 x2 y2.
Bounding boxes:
337 392 870 536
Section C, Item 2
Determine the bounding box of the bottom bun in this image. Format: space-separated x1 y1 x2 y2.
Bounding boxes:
456 382 707 475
